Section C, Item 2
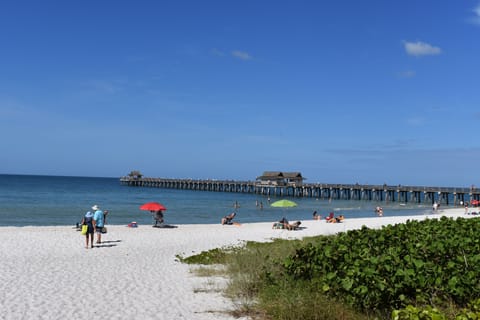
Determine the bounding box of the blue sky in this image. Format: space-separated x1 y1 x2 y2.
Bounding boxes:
1 1 479 187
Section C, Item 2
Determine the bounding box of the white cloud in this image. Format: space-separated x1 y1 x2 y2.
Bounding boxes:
404 41 442 56
468 4 480 25
475 4 480 16
231 50 252 60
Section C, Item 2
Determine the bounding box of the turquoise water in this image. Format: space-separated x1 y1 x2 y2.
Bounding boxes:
0 174 439 227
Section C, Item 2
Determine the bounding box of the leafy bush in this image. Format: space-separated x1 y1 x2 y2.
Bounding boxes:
284 217 480 314
393 298 480 319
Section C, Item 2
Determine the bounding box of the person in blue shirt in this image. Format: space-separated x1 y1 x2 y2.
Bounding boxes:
92 205 104 244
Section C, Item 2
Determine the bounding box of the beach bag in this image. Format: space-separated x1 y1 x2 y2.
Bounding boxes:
101 227 107 234
81 224 88 235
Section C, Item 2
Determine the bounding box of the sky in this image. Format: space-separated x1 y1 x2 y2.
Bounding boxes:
1 0 479 187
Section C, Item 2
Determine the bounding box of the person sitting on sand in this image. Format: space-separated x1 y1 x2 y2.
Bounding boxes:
272 217 289 229
285 221 302 230
221 212 236 225
327 214 345 223
313 211 321 220
325 212 335 222
154 210 164 226
272 218 301 230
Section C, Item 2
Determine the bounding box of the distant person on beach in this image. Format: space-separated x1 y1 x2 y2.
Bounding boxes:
154 210 164 226
92 205 105 244
82 211 94 249
375 206 383 217
432 202 438 212
313 211 321 220
272 217 288 229
327 215 345 223
279 217 289 228
221 212 236 225
103 210 109 224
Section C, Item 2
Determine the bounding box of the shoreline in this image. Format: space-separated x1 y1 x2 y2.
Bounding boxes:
0 208 473 320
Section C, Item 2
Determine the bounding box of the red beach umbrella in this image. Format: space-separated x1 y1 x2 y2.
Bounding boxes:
139 202 167 212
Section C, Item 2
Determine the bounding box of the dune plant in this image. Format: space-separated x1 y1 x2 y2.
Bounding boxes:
285 217 480 315
180 217 480 319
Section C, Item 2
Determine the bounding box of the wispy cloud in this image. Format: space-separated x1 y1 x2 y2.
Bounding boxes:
0 99 28 118
84 79 124 94
406 116 425 126
211 48 253 60
468 3 480 25
404 41 442 56
231 50 252 60
210 48 225 57
398 70 416 78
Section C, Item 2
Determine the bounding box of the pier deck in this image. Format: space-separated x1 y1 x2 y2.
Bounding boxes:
120 177 480 206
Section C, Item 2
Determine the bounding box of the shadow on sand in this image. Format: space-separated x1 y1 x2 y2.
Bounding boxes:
94 240 122 248
152 224 178 229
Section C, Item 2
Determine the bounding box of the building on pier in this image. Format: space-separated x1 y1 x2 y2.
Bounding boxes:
255 171 305 186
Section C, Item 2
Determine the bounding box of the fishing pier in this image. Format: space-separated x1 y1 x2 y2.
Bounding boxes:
120 171 480 206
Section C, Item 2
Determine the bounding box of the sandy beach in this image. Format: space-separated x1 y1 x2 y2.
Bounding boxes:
0 208 471 320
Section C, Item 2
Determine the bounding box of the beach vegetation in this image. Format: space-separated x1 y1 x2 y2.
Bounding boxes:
176 246 238 265
190 265 227 277
181 217 480 319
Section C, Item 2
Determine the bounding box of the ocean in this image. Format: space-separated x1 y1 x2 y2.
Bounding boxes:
0 174 442 227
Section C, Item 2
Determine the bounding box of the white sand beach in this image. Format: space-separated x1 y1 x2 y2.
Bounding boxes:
0 208 471 320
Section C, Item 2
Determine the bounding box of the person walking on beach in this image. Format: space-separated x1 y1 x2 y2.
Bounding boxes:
92 205 105 244
81 210 94 249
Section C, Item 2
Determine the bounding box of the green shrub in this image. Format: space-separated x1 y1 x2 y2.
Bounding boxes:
285 217 480 314
180 217 480 319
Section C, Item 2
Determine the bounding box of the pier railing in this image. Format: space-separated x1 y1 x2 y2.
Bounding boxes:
120 176 480 205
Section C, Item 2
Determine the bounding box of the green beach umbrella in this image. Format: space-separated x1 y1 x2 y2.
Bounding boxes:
270 199 298 208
